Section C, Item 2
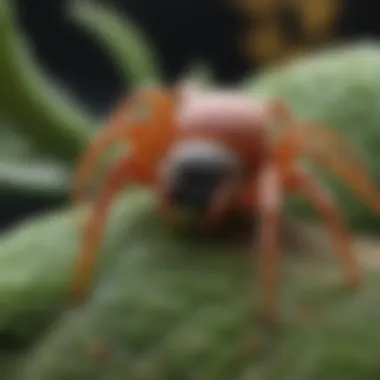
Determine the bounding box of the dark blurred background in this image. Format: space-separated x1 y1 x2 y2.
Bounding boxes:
2 0 380 231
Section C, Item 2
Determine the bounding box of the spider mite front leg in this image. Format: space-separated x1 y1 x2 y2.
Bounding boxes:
288 168 361 288
72 87 174 208
255 165 284 325
70 154 150 302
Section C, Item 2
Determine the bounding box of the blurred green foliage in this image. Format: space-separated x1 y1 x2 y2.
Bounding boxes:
2 0 380 378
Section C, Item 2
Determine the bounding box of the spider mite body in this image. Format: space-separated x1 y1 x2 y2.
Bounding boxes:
158 92 270 218
70 84 380 323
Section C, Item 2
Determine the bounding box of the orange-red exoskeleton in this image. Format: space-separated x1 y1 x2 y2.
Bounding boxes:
70 83 380 323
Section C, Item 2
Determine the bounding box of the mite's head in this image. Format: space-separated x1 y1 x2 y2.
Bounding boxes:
158 139 243 214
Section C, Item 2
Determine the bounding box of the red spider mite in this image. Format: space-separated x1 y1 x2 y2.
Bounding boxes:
69 83 380 323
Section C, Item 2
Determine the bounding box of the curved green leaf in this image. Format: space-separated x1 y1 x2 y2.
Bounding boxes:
0 123 70 197
69 0 163 88
0 161 70 198
0 123 69 197
0 0 93 164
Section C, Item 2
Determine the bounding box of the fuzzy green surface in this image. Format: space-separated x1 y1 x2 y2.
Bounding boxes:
0 191 150 341
246 42 380 232
0 191 379 379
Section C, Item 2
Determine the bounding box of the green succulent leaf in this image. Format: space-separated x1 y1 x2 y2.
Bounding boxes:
246 41 380 232
69 0 163 88
0 191 378 380
0 190 155 342
0 123 71 197
0 123 69 197
0 0 93 164
0 160 71 198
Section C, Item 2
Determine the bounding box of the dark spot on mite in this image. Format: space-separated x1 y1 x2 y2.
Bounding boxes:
160 140 243 211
